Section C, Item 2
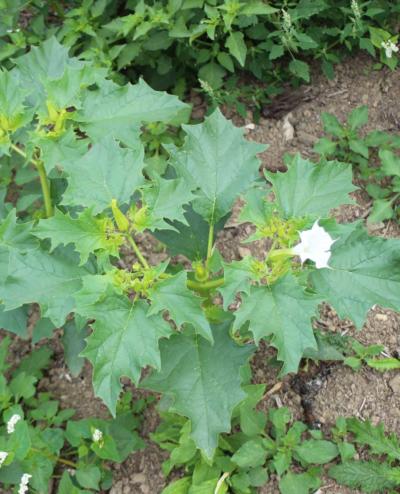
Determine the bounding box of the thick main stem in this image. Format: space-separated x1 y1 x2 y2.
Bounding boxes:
126 235 150 270
11 144 53 217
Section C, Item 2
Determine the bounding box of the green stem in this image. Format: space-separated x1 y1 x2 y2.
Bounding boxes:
187 277 224 291
126 235 150 270
11 143 53 217
36 160 53 218
206 223 214 261
31 448 77 468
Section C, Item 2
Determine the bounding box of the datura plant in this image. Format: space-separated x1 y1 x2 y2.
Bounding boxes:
1 38 400 461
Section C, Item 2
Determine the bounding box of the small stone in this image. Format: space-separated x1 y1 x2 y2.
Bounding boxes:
238 246 252 258
297 131 317 146
375 313 388 322
389 374 400 394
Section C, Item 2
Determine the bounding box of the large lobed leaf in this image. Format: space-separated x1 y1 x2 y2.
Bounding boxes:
76 78 191 145
167 109 266 223
61 137 144 214
233 274 320 374
75 279 171 415
311 223 400 327
265 155 357 218
0 246 90 327
143 322 254 457
34 208 121 265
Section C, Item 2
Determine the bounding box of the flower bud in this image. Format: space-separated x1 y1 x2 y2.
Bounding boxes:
111 199 129 232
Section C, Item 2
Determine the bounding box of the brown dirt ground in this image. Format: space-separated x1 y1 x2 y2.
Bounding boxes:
2 53 400 494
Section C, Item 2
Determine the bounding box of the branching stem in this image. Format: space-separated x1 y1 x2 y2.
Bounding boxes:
125 235 150 270
31 447 77 468
11 143 53 217
187 277 224 291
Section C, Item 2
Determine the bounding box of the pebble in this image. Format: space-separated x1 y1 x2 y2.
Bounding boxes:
297 131 317 146
238 246 252 258
375 313 388 322
389 375 400 394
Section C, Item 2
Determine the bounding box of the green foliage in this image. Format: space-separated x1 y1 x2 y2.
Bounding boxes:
154 398 400 494
1 39 400 474
0 0 399 117
314 105 400 223
0 338 146 493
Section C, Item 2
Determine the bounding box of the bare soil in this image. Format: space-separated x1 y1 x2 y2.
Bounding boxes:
2 53 400 494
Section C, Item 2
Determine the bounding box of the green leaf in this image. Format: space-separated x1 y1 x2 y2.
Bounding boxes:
62 137 144 214
366 357 400 371
198 62 226 89
349 139 369 159
289 59 310 82
148 271 212 342
311 223 400 327
76 283 171 415
241 2 278 15
141 176 195 231
346 418 400 460
329 461 398 493
231 439 267 468
14 346 53 379
348 105 369 130
265 155 356 218
321 112 345 137
219 257 256 309
76 465 101 490
62 320 87 377
226 32 247 67
58 472 82 494
34 208 122 264
9 372 37 401
143 322 254 457
279 471 319 494
14 36 71 89
153 205 228 260
36 128 88 174
0 305 28 337
0 247 89 326
217 52 234 72
77 78 190 144
313 137 337 156
368 198 394 223
167 109 266 223
161 477 191 494
380 149 400 177
233 274 320 373
294 439 339 464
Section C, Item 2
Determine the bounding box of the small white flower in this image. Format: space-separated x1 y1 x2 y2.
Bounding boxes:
381 40 399 58
0 451 8 468
351 0 361 20
7 414 21 434
292 221 335 269
281 9 292 33
18 473 32 494
92 428 103 443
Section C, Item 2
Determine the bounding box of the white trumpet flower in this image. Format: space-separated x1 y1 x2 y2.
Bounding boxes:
292 221 335 269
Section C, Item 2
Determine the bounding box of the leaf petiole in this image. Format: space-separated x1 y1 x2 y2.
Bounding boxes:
11 143 53 217
125 234 150 270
